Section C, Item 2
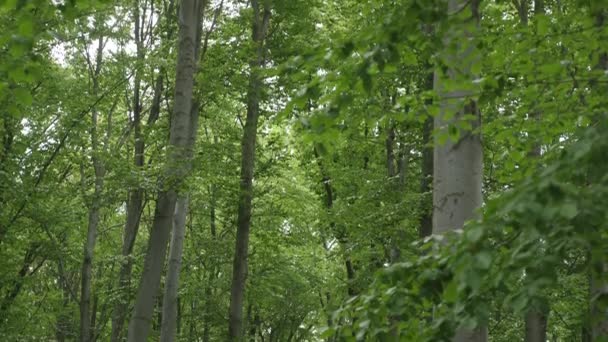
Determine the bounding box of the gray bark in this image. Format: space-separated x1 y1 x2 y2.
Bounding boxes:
591 263 608 341
127 0 201 340
159 1 206 339
110 2 148 339
80 34 106 342
159 196 189 342
433 0 486 341
525 308 548 342
228 1 271 340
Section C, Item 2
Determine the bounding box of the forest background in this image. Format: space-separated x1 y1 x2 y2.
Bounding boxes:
0 0 607 341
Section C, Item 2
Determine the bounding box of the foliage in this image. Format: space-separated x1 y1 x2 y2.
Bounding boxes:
1 0 607 341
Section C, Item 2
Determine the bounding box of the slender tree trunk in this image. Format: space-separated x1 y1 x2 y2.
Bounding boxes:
159 1 205 338
228 1 271 340
80 34 106 342
203 184 218 342
386 122 396 178
190 299 197 340
159 196 189 342
110 2 147 339
0 243 42 318
434 0 485 341
419 70 434 239
397 140 408 188
525 309 548 342
523 1 551 339
90 280 99 342
56 260 71 342
127 0 201 340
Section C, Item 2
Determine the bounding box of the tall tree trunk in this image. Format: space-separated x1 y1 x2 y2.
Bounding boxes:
0 243 42 318
159 0 206 337
525 309 548 342
228 1 271 340
433 0 485 341
397 139 408 188
110 2 147 339
418 72 434 239
203 183 218 342
314 145 357 298
90 275 100 342
56 258 71 342
386 122 396 178
160 196 189 342
80 34 106 342
127 0 201 340
522 1 551 340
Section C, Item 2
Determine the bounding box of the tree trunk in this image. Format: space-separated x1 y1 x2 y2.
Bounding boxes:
0 243 42 319
418 72 434 239
203 184 218 342
525 309 548 342
110 2 147 338
397 141 408 188
55 260 71 342
386 122 396 178
159 0 205 338
433 0 486 341
522 1 551 339
591 263 608 340
228 1 271 340
159 196 189 342
80 34 106 342
127 0 201 340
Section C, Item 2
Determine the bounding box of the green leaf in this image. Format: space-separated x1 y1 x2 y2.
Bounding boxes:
465 225 483 244
14 87 33 106
443 280 458 303
18 17 34 38
474 251 492 270
560 202 578 219
320 327 335 338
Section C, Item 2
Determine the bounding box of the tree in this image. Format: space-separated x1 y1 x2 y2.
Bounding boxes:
127 0 202 340
2 1 608 341
228 0 271 339
79 30 109 342
432 1 485 341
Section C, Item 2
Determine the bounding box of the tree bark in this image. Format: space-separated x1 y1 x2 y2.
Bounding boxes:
591 263 608 341
159 196 189 342
110 2 148 339
525 308 548 342
127 0 201 340
159 0 206 338
228 1 271 340
80 34 106 342
433 0 486 341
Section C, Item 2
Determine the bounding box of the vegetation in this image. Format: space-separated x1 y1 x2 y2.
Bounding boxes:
0 0 606 341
